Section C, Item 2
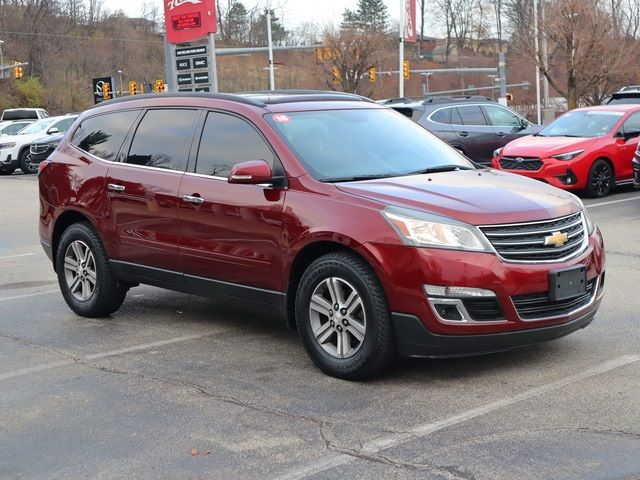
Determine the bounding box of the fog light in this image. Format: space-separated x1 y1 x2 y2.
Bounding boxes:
424 284 496 298
433 303 463 321
557 169 577 185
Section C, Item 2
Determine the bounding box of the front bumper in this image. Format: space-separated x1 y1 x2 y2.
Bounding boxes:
366 228 605 343
492 156 587 190
0 148 17 168
393 309 596 357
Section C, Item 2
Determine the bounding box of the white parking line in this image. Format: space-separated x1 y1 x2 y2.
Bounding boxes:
0 252 37 260
0 289 59 302
277 354 640 480
586 196 640 208
0 331 224 382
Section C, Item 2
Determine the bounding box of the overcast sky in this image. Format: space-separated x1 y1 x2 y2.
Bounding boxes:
109 0 403 30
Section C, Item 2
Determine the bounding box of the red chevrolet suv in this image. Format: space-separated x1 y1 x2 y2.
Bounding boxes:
39 91 605 379
492 105 640 197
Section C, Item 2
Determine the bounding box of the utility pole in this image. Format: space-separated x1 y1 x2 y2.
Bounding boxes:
209 32 219 93
0 40 4 80
533 0 542 124
267 11 275 91
399 0 406 97
541 0 549 109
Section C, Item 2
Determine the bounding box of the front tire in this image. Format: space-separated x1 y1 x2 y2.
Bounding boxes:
56 223 127 317
586 159 613 198
19 149 37 174
295 252 396 380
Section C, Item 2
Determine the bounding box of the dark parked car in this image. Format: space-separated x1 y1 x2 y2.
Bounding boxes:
38 91 604 379
29 132 64 164
382 96 541 164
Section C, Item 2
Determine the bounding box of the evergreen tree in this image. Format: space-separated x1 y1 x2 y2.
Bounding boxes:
341 0 389 31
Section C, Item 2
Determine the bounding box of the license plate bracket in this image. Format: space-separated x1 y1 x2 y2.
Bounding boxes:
549 265 587 301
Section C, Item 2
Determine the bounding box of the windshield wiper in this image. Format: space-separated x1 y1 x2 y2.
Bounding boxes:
320 173 399 183
406 165 473 175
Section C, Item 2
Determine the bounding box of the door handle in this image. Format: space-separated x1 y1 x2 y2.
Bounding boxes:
182 194 204 205
497 132 506 138
107 183 125 192
459 131 469 137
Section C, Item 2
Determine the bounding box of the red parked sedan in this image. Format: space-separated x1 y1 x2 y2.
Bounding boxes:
39 91 605 379
492 105 640 197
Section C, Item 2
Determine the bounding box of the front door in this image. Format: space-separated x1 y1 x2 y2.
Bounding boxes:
453 105 497 164
105 108 199 272
178 111 286 294
614 111 640 181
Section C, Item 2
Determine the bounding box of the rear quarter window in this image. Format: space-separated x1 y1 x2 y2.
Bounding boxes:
2 110 39 121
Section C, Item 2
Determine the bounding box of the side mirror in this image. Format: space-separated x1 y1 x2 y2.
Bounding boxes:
228 160 273 185
47 127 59 134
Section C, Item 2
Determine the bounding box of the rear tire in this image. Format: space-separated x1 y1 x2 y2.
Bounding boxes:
19 149 37 174
56 222 128 317
295 252 396 380
585 159 613 198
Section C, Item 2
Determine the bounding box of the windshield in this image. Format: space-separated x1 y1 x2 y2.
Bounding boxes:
19 118 55 135
538 110 623 138
0 122 31 135
266 108 474 182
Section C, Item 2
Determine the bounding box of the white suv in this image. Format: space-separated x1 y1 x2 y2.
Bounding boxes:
0 115 77 175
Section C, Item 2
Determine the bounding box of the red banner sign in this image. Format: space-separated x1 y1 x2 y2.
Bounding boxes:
405 0 417 43
164 0 217 44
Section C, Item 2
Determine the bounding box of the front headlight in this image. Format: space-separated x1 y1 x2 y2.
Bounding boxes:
382 207 490 251
0 142 16 150
552 149 584 161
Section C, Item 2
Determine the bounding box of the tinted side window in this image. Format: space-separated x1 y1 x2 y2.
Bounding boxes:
483 105 521 127
622 112 640 132
71 110 139 161
451 108 463 125
430 108 451 124
195 112 275 178
457 106 488 126
53 117 76 133
126 109 198 171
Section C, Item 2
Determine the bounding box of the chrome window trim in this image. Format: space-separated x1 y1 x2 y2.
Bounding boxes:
513 274 602 322
427 297 508 325
476 212 590 264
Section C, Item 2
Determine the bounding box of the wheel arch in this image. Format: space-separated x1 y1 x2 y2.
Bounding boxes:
51 209 95 271
285 240 380 330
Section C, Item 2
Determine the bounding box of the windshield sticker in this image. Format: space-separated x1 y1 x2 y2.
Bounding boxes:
272 114 290 124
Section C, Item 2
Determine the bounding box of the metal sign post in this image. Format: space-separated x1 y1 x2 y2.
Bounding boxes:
209 33 218 93
267 11 275 91
398 0 406 98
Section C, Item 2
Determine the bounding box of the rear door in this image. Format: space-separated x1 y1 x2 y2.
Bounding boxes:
418 107 460 146
104 108 200 273
453 105 496 163
178 111 286 294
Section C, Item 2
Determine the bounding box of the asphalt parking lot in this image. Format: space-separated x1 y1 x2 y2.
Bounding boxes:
1 172 639 480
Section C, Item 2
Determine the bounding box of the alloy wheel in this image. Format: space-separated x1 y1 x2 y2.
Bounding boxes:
591 163 612 197
308 277 367 359
63 240 97 301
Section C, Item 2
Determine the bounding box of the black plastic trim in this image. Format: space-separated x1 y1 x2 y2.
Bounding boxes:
392 311 595 358
109 260 286 309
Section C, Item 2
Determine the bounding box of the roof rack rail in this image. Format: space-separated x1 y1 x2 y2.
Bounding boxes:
90 92 267 109
421 95 494 104
238 90 374 104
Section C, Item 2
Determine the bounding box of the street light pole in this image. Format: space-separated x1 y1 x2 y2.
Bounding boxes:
117 70 124 97
267 11 275 91
399 0 406 98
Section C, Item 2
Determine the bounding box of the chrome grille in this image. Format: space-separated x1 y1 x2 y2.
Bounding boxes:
512 278 597 320
499 157 543 171
30 144 51 155
479 212 587 262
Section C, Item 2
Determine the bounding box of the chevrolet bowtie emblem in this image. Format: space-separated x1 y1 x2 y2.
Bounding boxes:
544 231 569 247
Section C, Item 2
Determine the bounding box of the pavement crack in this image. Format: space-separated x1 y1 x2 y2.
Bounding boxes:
0 331 79 361
576 427 640 439
607 250 640 259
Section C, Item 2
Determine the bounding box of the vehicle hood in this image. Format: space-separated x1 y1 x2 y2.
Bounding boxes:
336 169 581 225
501 135 598 158
32 133 64 145
0 131 48 146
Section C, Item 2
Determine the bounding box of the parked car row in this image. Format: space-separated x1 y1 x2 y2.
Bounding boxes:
0 111 77 175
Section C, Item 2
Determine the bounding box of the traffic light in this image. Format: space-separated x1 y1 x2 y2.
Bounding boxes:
154 80 165 93
128 81 137 96
403 60 410 80
505 93 514 102
102 82 111 100
332 66 341 85
323 48 334 61
13 63 23 79
368 66 376 83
